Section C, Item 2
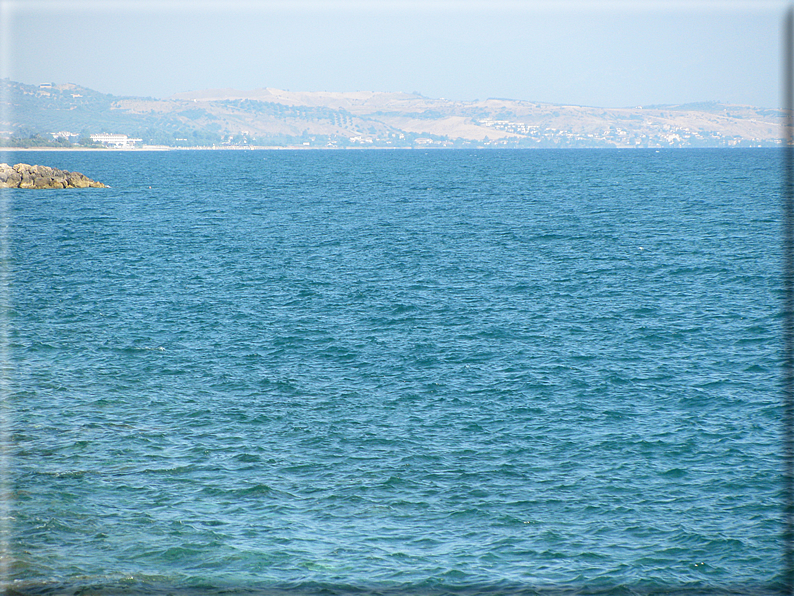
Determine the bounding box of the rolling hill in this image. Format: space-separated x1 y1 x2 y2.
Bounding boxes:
0 79 783 148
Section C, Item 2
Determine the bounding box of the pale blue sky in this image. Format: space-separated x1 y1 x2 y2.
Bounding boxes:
1 0 787 108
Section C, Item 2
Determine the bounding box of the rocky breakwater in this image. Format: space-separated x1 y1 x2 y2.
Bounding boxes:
0 163 106 189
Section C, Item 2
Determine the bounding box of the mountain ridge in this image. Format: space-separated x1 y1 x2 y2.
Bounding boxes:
1 79 783 148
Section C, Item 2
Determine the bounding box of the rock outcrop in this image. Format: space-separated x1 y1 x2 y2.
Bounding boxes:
0 163 106 189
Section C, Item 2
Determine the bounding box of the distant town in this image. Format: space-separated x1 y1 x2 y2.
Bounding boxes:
0 79 784 149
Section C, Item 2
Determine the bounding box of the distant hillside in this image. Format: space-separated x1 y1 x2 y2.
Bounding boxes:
0 79 783 148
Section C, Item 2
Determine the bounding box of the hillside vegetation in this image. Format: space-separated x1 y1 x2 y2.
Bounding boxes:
1 79 783 148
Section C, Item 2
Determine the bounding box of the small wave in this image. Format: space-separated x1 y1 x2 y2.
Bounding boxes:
118 345 166 353
659 467 688 478
237 483 274 496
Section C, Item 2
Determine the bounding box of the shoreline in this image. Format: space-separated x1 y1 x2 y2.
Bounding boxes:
0 145 779 152
0 146 423 152
0 146 311 152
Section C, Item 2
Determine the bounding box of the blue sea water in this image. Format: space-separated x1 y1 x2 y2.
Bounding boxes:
2 148 785 594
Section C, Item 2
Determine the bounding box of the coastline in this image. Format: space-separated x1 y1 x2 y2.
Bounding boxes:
0 145 396 151
0 144 779 152
1 146 268 152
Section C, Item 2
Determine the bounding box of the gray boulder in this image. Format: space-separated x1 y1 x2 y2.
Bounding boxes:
0 163 105 189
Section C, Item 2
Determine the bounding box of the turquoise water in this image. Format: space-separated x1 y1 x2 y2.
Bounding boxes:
4 149 785 594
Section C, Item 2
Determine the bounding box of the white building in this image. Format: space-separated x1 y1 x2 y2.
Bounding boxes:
90 133 142 148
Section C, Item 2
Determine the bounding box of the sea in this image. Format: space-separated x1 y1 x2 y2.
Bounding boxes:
1 148 786 595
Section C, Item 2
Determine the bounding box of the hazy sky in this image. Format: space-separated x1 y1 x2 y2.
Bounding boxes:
1 0 788 108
